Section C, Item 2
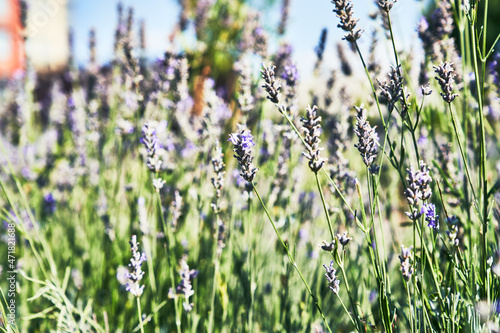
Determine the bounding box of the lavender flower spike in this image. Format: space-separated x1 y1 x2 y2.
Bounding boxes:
211 141 226 199
404 160 433 220
399 245 413 281
261 63 281 105
141 122 162 172
125 235 147 297
301 105 326 172
354 105 379 173
228 128 259 182
323 261 340 295
377 65 404 114
377 0 397 12
168 257 199 313
422 203 439 229
331 0 362 42
417 161 432 201
434 62 458 103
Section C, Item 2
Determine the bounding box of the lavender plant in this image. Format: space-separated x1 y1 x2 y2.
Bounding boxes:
124 235 147 333
2 0 500 332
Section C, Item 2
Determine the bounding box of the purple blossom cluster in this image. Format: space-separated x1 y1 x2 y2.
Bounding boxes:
434 62 459 104
422 203 439 229
301 105 326 172
228 128 259 182
331 0 362 42
399 245 413 281
168 257 199 312
125 235 147 297
490 53 500 93
141 123 162 172
354 105 379 173
404 161 437 226
323 261 340 295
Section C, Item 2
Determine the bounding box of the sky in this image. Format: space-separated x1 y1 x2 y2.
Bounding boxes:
70 0 427 76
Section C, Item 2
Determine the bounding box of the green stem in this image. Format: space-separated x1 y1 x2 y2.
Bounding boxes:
420 216 426 333
406 282 414 333
353 42 385 129
469 7 489 296
447 103 477 202
335 249 362 333
336 293 356 328
315 172 335 240
251 182 333 333
156 192 181 333
208 214 220 333
137 297 145 333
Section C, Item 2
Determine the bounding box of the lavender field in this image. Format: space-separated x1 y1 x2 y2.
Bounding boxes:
1 0 500 331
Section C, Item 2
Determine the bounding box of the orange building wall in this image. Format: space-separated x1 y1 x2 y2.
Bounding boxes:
0 0 25 78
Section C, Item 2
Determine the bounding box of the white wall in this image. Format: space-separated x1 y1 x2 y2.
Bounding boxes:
25 0 69 73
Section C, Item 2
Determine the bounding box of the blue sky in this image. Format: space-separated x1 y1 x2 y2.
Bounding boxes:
70 0 427 74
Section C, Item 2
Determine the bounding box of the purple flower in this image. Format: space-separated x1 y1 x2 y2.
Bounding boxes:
354 105 379 172
228 128 259 182
240 131 255 151
299 228 309 241
404 161 433 220
281 64 299 81
67 97 75 109
44 193 57 214
422 203 439 229
125 235 147 297
272 43 293 74
168 258 199 313
301 105 326 172
434 62 459 104
181 140 197 158
141 123 162 172
399 245 414 281
490 53 500 92
417 134 427 146
323 261 340 295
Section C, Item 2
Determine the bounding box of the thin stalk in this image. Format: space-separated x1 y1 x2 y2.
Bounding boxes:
447 103 477 203
480 0 490 297
251 182 333 333
156 193 181 333
413 207 417 332
336 294 356 328
137 297 145 333
415 221 443 301
456 0 473 235
315 172 335 240
208 214 220 333
420 216 426 333
337 259 363 333
353 41 385 128
407 117 421 163
366 170 382 273
372 175 388 283
386 11 400 66
469 8 489 295
248 208 254 332
406 282 414 333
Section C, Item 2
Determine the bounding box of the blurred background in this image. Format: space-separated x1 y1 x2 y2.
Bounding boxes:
0 0 426 79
